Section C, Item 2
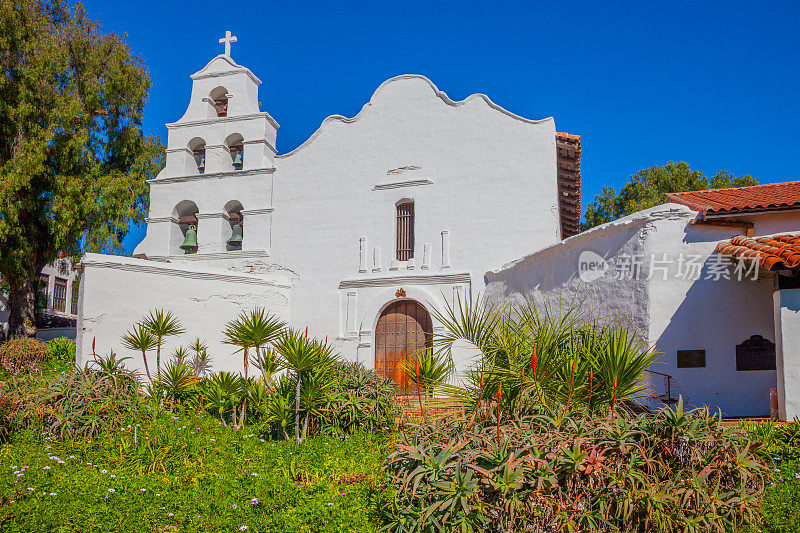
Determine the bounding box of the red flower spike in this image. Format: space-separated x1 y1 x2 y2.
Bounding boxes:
531 345 538 380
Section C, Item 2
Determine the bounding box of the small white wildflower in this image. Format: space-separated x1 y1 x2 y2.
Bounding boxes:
108 489 115 493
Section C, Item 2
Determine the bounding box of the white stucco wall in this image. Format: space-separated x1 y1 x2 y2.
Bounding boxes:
774 288 800 421
77 254 290 377
270 74 560 363
486 204 780 417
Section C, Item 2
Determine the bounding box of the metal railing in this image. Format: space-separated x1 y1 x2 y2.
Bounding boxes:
644 369 676 405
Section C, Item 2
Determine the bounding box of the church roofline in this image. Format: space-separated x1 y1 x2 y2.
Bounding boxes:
190 54 262 85
485 203 696 279
276 74 554 159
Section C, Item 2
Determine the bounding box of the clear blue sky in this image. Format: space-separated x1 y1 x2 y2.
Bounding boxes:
81 0 800 253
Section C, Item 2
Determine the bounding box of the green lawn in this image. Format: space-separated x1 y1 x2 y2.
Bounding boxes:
0 412 392 532
762 458 800 533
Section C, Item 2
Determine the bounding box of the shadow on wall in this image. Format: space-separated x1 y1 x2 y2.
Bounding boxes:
484 221 650 336
656 255 776 417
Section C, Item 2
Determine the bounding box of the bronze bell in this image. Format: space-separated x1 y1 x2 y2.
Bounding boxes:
227 222 243 248
180 225 198 252
232 150 243 170
197 154 205 173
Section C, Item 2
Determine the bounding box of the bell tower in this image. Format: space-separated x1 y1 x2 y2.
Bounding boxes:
133 32 279 262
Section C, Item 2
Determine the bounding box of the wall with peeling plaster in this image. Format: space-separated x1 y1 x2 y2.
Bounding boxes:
77 254 290 375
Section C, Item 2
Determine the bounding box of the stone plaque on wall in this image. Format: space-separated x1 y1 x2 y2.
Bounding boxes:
736 335 776 371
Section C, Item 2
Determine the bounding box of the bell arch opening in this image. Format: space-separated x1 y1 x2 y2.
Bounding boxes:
223 200 244 251
374 299 433 391
171 200 199 255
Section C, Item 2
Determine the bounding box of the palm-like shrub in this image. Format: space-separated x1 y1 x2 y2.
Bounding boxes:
222 308 285 379
199 371 245 428
432 296 659 416
121 323 158 381
401 348 453 396
383 401 768 532
272 328 338 442
188 338 213 376
141 309 185 378
155 359 198 411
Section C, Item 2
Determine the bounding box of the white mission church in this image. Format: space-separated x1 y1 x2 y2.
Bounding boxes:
76 33 800 421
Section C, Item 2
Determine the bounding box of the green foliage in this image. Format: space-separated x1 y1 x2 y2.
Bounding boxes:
0 337 51 374
46 338 75 364
188 337 213 376
327 361 398 435
583 161 759 229
121 323 158 381
432 296 659 417
383 404 768 532
272 329 339 442
0 0 163 336
400 348 453 395
0 413 390 532
141 309 185 377
222 308 285 379
750 420 800 462
0 366 140 439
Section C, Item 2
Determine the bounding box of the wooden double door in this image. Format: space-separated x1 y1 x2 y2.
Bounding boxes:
375 300 433 390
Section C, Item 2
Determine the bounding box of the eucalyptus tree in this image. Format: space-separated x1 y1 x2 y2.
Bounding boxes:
121 323 157 381
0 0 163 336
141 309 185 377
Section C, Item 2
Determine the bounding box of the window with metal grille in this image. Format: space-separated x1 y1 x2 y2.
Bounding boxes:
396 200 415 261
53 277 67 312
39 274 49 303
71 278 80 315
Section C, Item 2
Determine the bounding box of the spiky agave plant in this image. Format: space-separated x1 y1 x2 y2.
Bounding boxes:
121 323 158 381
141 309 185 378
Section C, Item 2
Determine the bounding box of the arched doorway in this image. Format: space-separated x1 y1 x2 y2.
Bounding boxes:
375 299 433 390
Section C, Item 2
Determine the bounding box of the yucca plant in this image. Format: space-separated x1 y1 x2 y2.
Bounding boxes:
222 308 285 379
401 348 453 396
188 338 213 376
141 309 185 378
272 328 339 442
156 359 198 411
254 347 280 389
199 371 246 428
121 323 158 381
171 346 190 364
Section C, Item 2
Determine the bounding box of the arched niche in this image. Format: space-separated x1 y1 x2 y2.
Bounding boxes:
208 86 229 118
188 137 206 174
223 200 244 251
171 200 199 254
225 133 244 171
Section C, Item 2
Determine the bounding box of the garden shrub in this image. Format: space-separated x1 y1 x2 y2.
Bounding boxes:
383 400 768 532
327 361 397 434
0 337 51 374
47 337 76 364
1 366 141 439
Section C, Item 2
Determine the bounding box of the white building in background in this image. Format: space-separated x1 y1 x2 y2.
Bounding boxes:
0 255 79 341
77 33 800 420
76 34 581 386
487 183 800 420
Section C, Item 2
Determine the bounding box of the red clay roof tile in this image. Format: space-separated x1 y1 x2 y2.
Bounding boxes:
715 234 800 271
665 181 800 215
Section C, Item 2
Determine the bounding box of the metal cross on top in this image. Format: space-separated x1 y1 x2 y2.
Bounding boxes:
219 30 238 57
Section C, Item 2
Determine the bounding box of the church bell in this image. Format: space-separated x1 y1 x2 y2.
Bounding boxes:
180 225 198 252
197 155 205 173
227 222 243 247
232 150 243 170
